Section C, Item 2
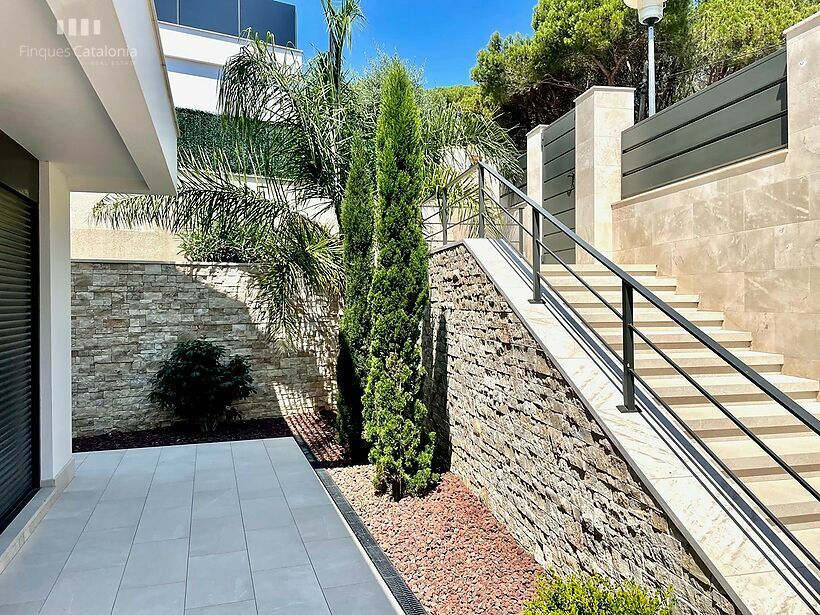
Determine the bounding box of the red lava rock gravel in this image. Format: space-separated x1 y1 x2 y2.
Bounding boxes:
284 410 347 467
328 465 542 615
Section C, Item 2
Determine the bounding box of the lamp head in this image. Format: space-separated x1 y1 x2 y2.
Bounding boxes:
623 0 665 26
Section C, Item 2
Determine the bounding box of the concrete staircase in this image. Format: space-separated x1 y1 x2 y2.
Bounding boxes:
541 263 820 558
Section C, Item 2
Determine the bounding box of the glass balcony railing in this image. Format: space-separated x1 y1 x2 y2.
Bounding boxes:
154 0 297 48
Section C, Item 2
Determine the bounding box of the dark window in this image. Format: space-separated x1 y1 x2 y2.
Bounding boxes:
158 0 297 45
153 0 178 23
179 0 239 36
240 0 297 47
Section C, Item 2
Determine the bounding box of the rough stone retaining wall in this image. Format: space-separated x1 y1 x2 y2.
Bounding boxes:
423 244 736 615
72 261 337 437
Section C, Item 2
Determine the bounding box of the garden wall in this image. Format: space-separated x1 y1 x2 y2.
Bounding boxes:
423 245 735 615
71 261 337 437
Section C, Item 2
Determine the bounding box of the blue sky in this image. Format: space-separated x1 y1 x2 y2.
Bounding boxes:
289 0 536 87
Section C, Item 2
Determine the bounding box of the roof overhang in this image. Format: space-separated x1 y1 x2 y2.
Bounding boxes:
0 0 178 194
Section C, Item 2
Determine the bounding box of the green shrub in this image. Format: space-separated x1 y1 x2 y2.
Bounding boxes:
150 339 256 433
363 60 437 499
523 573 675 615
336 133 375 462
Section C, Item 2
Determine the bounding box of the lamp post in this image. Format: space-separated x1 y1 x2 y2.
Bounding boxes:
624 0 665 116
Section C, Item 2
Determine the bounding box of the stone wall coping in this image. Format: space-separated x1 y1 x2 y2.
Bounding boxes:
72 258 254 268
439 239 817 614
785 9 820 41
612 148 788 209
574 85 635 105
525 123 549 138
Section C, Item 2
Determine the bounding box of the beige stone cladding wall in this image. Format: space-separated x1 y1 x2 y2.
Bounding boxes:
72 261 337 437
71 192 183 262
423 245 736 615
611 15 820 381
70 191 338 263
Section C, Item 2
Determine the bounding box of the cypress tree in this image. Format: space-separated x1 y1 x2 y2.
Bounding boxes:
336 134 374 462
364 61 437 499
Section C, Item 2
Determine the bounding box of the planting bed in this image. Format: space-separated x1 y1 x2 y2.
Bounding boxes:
329 465 542 615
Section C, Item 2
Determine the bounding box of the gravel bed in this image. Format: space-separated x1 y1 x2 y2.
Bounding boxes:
328 465 542 615
73 417 294 451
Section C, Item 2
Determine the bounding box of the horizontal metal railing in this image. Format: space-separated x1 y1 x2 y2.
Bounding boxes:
421 162 820 577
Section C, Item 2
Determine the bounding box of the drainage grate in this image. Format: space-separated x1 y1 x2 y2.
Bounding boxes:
294 437 428 615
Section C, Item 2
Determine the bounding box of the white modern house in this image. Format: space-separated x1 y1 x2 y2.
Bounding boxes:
70 0 303 261
0 0 177 541
155 0 301 113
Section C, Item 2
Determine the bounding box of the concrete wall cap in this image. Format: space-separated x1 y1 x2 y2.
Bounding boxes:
526 124 550 138
784 9 820 41
574 85 636 105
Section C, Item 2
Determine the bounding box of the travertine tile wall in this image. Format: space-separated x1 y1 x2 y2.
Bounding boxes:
424 245 736 615
71 261 338 437
611 13 820 381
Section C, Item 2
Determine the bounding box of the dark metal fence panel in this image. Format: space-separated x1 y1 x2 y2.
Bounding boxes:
621 48 788 199
541 109 576 264
500 151 527 207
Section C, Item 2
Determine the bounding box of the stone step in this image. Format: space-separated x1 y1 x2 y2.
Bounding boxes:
557 291 701 309
706 434 820 479
745 476 820 527
603 327 752 351
674 400 820 439
541 264 658 277
579 308 725 330
645 373 819 406
633 349 783 376
545 276 679 293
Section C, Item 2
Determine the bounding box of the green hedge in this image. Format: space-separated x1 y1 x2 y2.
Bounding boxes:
176 107 286 175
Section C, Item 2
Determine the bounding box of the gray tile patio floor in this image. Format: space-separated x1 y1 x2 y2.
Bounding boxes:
0 438 400 614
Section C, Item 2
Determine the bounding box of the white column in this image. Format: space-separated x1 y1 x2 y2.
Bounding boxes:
39 162 74 488
525 125 548 260
573 86 634 263
785 11 820 176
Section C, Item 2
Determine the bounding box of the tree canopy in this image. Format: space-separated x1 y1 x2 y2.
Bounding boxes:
468 0 815 144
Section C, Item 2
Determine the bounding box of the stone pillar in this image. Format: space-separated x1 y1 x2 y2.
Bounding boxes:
573 86 634 263
524 124 548 260
785 10 820 176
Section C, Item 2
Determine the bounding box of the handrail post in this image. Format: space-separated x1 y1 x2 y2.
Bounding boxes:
517 207 524 255
441 188 449 246
529 207 542 303
618 282 638 413
477 165 486 238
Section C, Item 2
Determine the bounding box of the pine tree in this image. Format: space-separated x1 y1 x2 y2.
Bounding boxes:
364 60 438 499
336 134 374 462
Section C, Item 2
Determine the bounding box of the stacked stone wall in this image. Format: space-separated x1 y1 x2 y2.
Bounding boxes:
72 261 337 437
423 245 736 615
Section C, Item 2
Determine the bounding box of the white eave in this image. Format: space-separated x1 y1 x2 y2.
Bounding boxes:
0 0 178 195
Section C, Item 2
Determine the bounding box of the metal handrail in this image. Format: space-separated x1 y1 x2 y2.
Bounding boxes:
421 161 820 576
480 162 820 437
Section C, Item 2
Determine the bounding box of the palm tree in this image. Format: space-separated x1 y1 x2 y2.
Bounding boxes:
94 0 518 343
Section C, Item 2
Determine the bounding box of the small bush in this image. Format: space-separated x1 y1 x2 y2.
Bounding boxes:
150 339 256 433
523 573 675 615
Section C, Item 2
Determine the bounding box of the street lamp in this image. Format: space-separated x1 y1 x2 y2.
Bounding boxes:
624 0 665 116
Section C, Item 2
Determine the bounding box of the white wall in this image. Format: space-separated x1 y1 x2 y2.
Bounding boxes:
39 162 73 487
159 22 303 113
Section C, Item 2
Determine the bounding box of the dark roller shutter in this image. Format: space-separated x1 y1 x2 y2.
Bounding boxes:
0 185 37 532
